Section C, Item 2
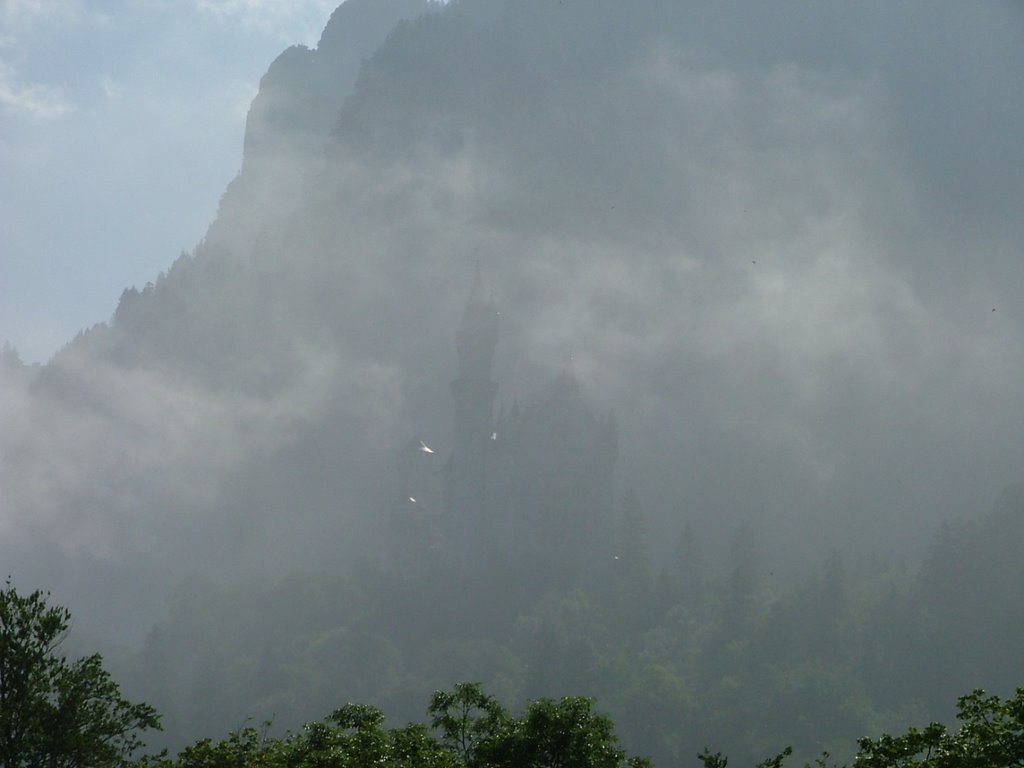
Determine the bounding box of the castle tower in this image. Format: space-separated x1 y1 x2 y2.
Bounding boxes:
445 265 499 569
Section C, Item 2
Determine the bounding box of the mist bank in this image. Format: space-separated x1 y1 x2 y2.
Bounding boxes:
1 0 1023 641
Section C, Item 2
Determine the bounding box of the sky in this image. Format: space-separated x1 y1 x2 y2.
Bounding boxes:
1 0 337 363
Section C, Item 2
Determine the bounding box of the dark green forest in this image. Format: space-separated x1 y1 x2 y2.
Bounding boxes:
97 482 1024 767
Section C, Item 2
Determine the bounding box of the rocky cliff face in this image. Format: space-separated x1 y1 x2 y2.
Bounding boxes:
207 0 437 259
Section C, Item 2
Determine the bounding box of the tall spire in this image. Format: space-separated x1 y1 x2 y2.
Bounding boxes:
468 259 483 304
447 264 500 571
456 262 498 381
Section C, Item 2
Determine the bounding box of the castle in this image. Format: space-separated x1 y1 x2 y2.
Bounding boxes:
390 269 618 583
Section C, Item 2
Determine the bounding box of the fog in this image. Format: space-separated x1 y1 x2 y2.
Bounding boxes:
1 0 1023 760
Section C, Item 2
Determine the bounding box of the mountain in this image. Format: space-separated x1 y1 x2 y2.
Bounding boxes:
1 0 1022 643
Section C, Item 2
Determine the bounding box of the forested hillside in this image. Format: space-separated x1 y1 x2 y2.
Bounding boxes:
107 484 1024 767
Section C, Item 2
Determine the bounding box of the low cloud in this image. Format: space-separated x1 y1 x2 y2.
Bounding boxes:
0 59 73 120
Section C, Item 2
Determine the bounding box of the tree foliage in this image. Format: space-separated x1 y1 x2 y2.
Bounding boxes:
0 579 160 768
854 689 1024 768
479 695 652 768
152 685 1024 768
699 688 1024 768
153 684 649 768
428 682 508 768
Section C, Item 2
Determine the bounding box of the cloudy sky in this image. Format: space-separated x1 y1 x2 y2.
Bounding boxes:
1 0 337 363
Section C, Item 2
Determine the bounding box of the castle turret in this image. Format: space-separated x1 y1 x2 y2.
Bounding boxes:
455 264 498 381
446 265 499 568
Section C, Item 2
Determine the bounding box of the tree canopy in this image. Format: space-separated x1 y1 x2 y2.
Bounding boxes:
0 579 160 768
147 683 649 768
854 689 1024 768
146 684 1024 768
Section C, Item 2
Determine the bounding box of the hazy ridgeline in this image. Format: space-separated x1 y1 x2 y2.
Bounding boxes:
1 0 1022 764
